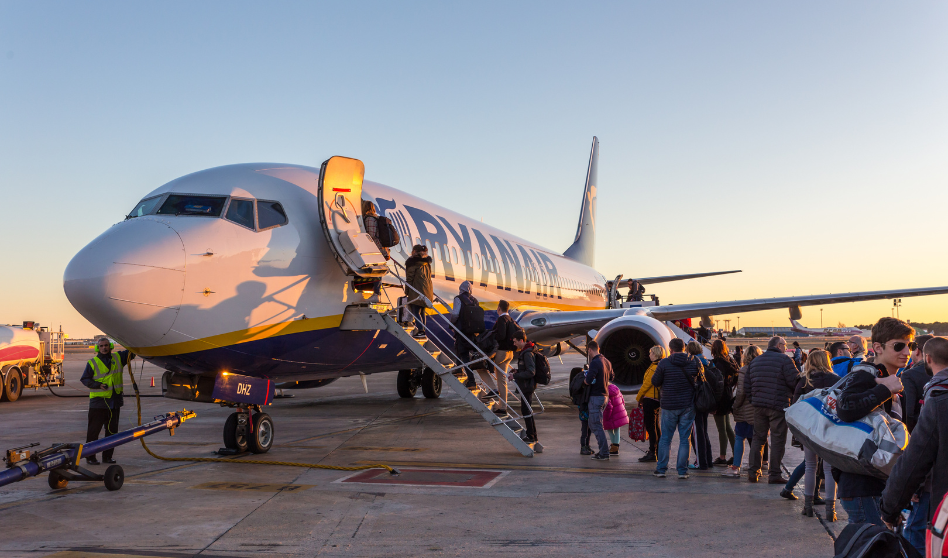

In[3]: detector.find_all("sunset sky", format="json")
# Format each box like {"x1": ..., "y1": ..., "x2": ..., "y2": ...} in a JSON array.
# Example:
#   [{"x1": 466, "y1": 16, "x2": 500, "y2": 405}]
[{"x1": 2, "y1": 2, "x2": 947, "y2": 337}]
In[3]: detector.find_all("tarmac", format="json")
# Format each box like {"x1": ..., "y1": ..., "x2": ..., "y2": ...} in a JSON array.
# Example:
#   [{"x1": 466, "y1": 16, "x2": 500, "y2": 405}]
[{"x1": 0, "y1": 352, "x2": 844, "y2": 557}]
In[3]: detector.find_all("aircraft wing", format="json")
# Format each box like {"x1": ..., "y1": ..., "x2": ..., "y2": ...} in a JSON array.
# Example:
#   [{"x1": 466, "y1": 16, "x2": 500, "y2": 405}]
[
  {"x1": 614, "y1": 270, "x2": 741, "y2": 288},
  {"x1": 520, "y1": 285, "x2": 948, "y2": 345}
]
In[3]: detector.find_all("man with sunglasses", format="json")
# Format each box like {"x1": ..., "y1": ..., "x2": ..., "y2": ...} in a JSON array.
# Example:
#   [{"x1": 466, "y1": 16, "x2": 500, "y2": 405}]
[
  {"x1": 829, "y1": 341, "x2": 856, "y2": 376},
  {"x1": 834, "y1": 317, "x2": 911, "y2": 525}
]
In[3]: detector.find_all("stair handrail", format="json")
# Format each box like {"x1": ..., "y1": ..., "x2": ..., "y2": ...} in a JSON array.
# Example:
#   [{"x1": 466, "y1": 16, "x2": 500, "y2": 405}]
[{"x1": 384, "y1": 259, "x2": 540, "y2": 418}]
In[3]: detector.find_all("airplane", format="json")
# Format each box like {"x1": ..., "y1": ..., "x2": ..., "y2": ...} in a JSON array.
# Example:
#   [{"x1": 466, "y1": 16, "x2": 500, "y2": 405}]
[
  {"x1": 789, "y1": 319, "x2": 869, "y2": 338},
  {"x1": 63, "y1": 137, "x2": 948, "y2": 454}
]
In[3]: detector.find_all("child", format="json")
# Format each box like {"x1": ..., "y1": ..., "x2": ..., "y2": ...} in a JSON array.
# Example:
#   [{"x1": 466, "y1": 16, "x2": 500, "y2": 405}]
[{"x1": 602, "y1": 381, "x2": 629, "y2": 455}]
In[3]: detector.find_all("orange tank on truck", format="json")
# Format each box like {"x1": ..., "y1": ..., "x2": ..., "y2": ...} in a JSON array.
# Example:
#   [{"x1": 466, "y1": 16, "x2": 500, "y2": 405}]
[{"x1": 0, "y1": 322, "x2": 66, "y2": 403}]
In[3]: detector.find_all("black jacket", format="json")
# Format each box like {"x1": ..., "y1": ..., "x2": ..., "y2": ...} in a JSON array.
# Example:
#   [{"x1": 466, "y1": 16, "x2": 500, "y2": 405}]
[
  {"x1": 492, "y1": 314, "x2": 516, "y2": 351},
  {"x1": 792, "y1": 370, "x2": 840, "y2": 404},
  {"x1": 584, "y1": 354, "x2": 611, "y2": 397},
  {"x1": 514, "y1": 343, "x2": 536, "y2": 388},
  {"x1": 652, "y1": 352, "x2": 702, "y2": 411},
  {"x1": 881, "y1": 383, "x2": 948, "y2": 524},
  {"x1": 834, "y1": 363, "x2": 895, "y2": 498},
  {"x1": 900, "y1": 361, "x2": 931, "y2": 433},
  {"x1": 712, "y1": 356, "x2": 740, "y2": 414},
  {"x1": 744, "y1": 348, "x2": 799, "y2": 410}
]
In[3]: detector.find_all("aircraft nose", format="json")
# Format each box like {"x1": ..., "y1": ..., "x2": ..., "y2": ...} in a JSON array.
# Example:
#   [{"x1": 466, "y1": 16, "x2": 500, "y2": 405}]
[{"x1": 64, "y1": 218, "x2": 186, "y2": 348}]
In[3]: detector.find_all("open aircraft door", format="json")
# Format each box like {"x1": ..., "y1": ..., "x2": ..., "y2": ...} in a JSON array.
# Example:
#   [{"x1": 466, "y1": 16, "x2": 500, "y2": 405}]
[{"x1": 317, "y1": 156, "x2": 389, "y2": 278}]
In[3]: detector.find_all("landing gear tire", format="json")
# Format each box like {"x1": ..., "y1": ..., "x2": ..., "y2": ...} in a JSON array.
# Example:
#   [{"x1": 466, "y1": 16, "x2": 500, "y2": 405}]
[
  {"x1": 223, "y1": 412, "x2": 249, "y2": 452},
  {"x1": 396, "y1": 369, "x2": 417, "y2": 398},
  {"x1": 104, "y1": 464, "x2": 124, "y2": 491},
  {"x1": 601, "y1": 329, "x2": 655, "y2": 385},
  {"x1": 421, "y1": 368, "x2": 442, "y2": 399},
  {"x1": 248, "y1": 412, "x2": 274, "y2": 454},
  {"x1": 48, "y1": 470, "x2": 68, "y2": 490},
  {"x1": 2, "y1": 367, "x2": 23, "y2": 402}
]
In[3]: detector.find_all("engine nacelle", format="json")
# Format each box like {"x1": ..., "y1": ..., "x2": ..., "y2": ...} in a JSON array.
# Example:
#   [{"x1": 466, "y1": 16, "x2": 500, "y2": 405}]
[{"x1": 594, "y1": 315, "x2": 675, "y2": 385}]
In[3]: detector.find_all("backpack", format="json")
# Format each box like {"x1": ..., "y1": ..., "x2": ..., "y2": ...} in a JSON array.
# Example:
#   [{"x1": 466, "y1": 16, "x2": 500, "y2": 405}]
[
  {"x1": 833, "y1": 522, "x2": 920, "y2": 558},
  {"x1": 475, "y1": 329, "x2": 498, "y2": 356},
  {"x1": 684, "y1": 361, "x2": 717, "y2": 414},
  {"x1": 375, "y1": 215, "x2": 400, "y2": 247},
  {"x1": 456, "y1": 294, "x2": 485, "y2": 335},
  {"x1": 533, "y1": 349, "x2": 551, "y2": 385}
]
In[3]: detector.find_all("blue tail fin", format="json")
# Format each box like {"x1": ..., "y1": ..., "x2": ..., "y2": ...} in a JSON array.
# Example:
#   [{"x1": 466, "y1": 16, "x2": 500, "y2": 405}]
[{"x1": 563, "y1": 137, "x2": 598, "y2": 267}]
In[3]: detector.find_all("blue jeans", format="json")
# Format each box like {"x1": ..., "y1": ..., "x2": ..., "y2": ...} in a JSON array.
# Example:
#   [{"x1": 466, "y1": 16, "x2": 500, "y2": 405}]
[
  {"x1": 840, "y1": 496, "x2": 883, "y2": 525},
  {"x1": 904, "y1": 491, "x2": 930, "y2": 554},
  {"x1": 656, "y1": 407, "x2": 696, "y2": 476},
  {"x1": 588, "y1": 396, "x2": 608, "y2": 457},
  {"x1": 784, "y1": 460, "x2": 805, "y2": 492}
]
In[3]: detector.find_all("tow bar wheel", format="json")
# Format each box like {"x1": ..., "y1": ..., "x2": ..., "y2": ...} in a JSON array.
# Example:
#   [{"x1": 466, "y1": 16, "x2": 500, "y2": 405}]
[
  {"x1": 249, "y1": 412, "x2": 274, "y2": 454},
  {"x1": 47, "y1": 470, "x2": 68, "y2": 490},
  {"x1": 104, "y1": 464, "x2": 124, "y2": 491}
]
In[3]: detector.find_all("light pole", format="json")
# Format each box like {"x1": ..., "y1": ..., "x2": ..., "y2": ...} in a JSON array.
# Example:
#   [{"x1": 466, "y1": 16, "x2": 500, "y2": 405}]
[
  {"x1": 820, "y1": 308, "x2": 823, "y2": 329},
  {"x1": 737, "y1": 316, "x2": 740, "y2": 334},
  {"x1": 893, "y1": 299, "x2": 902, "y2": 320}
]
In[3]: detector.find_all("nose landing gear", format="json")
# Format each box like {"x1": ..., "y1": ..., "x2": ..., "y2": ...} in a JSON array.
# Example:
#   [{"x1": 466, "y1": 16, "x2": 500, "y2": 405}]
[{"x1": 220, "y1": 405, "x2": 274, "y2": 455}]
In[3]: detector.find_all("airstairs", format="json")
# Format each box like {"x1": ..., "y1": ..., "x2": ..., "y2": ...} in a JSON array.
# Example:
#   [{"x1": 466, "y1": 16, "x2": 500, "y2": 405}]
[{"x1": 317, "y1": 155, "x2": 540, "y2": 457}]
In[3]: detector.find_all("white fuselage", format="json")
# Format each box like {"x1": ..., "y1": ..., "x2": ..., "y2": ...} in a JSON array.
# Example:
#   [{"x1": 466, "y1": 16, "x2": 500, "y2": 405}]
[{"x1": 64, "y1": 163, "x2": 607, "y2": 381}]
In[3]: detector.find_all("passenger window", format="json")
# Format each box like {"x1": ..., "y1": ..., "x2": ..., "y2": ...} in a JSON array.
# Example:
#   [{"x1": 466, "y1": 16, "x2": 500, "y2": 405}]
[
  {"x1": 127, "y1": 196, "x2": 162, "y2": 219},
  {"x1": 434, "y1": 243, "x2": 441, "y2": 261},
  {"x1": 452, "y1": 247, "x2": 458, "y2": 264},
  {"x1": 475, "y1": 254, "x2": 480, "y2": 269},
  {"x1": 157, "y1": 195, "x2": 227, "y2": 217},
  {"x1": 257, "y1": 200, "x2": 288, "y2": 230},
  {"x1": 225, "y1": 199, "x2": 255, "y2": 230},
  {"x1": 466, "y1": 251, "x2": 472, "y2": 267}
]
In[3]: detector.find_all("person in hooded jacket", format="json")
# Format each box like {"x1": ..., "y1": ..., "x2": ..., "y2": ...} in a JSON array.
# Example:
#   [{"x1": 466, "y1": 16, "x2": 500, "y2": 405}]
[
  {"x1": 791, "y1": 350, "x2": 840, "y2": 518},
  {"x1": 651, "y1": 338, "x2": 703, "y2": 479},
  {"x1": 404, "y1": 245, "x2": 433, "y2": 338},
  {"x1": 510, "y1": 330, "x2": 540, "y2": 448},
  {"x1": 835, "y1": 318, "x2": 911, "y2": 526},
  {"x1": 711, "y1": 339, "x2": 739, "y2": 466},
  {"x1": 603, "y1": 381, "x2": 629, "y2": 455},
  {"x1": 636, "y1": 345, "x2": 665, "y2": 462},
  {"x1": 722, "y1": 345, "x2": 762, "y2": 478}
]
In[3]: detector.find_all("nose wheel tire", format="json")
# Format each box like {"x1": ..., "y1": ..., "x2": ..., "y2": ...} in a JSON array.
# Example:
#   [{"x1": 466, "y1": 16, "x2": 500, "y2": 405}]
[
  {"x1": 421, "y1": 368, "x2": 442, "y2": 399},
  {"x1": 223, "y1": 412, "x2": 249, "y2": 452},
  {"x1": 248, "y1": 412, "x2": 274, "y2": 454},
  {"x1": 2, "y1": 367, "x2": 23, "y2": 402},
  {"x1": 396, "y1": 369, "x2": 418, "y2": 398},
  {"x1": 48, "y1": 470, "x2": 69, "y2": 490},
  {"x1": 103, "y1": 465, "x2": 125, "y2": 491}
]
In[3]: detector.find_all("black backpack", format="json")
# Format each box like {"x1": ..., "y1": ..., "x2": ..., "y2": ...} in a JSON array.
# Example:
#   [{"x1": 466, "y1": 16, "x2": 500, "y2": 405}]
[
  {"x1": 833, "y1": 522, "x2": 921, "y2": 558},
  {"x1": 533, "y1": 349, "x2": 551, "y2": 385},
  {"x1": 685, "y1": 362, "x2": 718, "y2": 414},
  {"x1": 569, "y1": 368, "x2": 589, "y2": 405},
  {"x1": 457, "y1": 295, "x2": 486, "y2": 335},
  {"x1": 375, "y1": 215, "x2": 400, "y2": 247}
]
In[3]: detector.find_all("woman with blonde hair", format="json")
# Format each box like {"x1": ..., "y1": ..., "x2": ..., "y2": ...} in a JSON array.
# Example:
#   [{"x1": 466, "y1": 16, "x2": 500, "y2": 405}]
[
  {"x1": 792, "y1": 349, "x2": 840, "y2": 519},
  {"x1": 635, "y1": 345, "x2": 666, "y2": 462},
  {"x1": 686, "y1": 341, "x2": 716, "y2": 470},
  {"x1": 722, "y1": 345, "x2": 763, "y2": 477}
]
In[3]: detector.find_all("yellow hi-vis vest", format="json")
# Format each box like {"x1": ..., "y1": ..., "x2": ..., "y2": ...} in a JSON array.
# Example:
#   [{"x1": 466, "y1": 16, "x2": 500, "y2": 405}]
[{"x1": 88, "y1": 354, "x2": 124, "y2": 400}]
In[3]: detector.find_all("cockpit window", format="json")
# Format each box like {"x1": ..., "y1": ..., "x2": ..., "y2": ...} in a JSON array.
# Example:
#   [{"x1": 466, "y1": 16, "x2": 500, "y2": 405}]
[
  {"x1": 157, "y1": 195, "x2": 227, "y2": 217},
  {"x1": 257, "y1": 200, "x2": 288, "y2": 229},
  {"x1": 127, "y1": 196, "x2": 163, "y2": 219},
  {"x1": 225, "y1": 198, "x2": 255, "y2": 230}
]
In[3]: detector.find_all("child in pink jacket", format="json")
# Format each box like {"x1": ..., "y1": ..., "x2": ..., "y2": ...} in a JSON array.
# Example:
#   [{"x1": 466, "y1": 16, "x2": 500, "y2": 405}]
[{"x1": 602, "y1": 383, "x2": 629, "y2": 455}]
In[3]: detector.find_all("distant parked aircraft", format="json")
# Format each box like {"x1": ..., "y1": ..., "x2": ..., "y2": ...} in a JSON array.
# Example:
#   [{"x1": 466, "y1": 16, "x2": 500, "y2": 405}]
[{"x1": 790, "y1": 319, "x2": 869, "y2": 337}]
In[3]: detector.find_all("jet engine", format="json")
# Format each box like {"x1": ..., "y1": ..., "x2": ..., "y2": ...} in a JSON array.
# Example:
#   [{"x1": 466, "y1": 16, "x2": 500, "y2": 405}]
[{"x1": 594, "y1": 315, "x2": 675, "y2": 385}]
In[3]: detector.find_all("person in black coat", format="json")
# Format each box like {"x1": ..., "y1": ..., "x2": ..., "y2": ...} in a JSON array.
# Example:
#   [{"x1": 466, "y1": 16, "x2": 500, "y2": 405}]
[
  {"x1": 836, "y1": 318, "x2": 911, "y2": 526},
  {"x1": 745, "y1": 336, "x2": 799, "y2": 484},
  {"x1": 711, "y1": 339, "x2": 739, "y2": 466}
]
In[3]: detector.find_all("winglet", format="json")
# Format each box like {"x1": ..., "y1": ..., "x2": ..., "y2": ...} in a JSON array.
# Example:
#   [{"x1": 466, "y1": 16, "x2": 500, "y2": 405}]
[{"x1": 563, "y1": 137, "x2": 598, "y2": 267}]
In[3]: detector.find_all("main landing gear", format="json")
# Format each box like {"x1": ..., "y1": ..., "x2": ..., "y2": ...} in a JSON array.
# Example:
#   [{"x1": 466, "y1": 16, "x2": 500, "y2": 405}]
[
  {"x1": 396, "y1": 368, "x2": 441, "y2": 399},
  {"x1": 221, "y1": 405, "x2": 274, "y2": 454}
]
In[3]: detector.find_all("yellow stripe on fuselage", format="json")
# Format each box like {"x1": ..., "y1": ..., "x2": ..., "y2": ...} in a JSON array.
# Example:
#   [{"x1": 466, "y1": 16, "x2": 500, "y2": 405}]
[{"x1": 128, "y1": 299, "x2": 603, "y2": 358}]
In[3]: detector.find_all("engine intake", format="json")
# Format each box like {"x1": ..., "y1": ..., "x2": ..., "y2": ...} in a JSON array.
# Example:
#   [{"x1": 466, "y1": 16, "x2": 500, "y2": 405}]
[{"x1": 594, "y1": 315, "x2": 675, "y2": 385}]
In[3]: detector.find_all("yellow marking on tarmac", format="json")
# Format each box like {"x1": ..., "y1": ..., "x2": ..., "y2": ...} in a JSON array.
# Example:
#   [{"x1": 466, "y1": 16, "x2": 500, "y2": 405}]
[
  {"x1": 338, "y1": 446, "x2": 426, "y2": 452},
  {"x1": 353, "y1": 460, "x2": 725, "y2": 477},
  {"x1": 43, "y1": 553, "x2": 182, "y2": 558},
  {"x1": 191, "y1": 481, "x2": 314, "y2": 492}
]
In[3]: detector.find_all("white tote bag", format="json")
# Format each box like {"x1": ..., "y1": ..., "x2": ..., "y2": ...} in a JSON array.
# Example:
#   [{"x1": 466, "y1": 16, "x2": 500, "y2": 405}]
[{"x1": 785, "y1": 374, "x2": 909, "y2": 479}]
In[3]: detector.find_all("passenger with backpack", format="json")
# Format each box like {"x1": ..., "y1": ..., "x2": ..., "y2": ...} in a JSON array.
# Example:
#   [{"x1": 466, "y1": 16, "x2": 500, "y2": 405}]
[
  {"x1": 485, "y1": 300, "x2": 518, "y2": 412},
  {"x1": 635, "y1": 346, "x2": 665, "y2": 462},
  {"x1": 722, "y1": 345, "x2": 762, "y2": 478},
  {"x1": 687, "y1": 340, "x2": 718, "y2": 470},
  {"x1": 404, "y1": 245, "x2": 433, "y2": 339},
  {"x1": 448, "y1": 281, "x2": 485, "y2": 389},
  {"x1": 510, "y1": 330, "x2": 541, "y2": 448},
  {"x1": 361, "y1": 201, "x2": 393, "y2": 260},
  {"x1": 882, "y1": 336, "x2": 948, "y2": 555},
  {"x1": 570, "y1": 365, "x2": 593, "y2": 455},
  {"x1": 584, "y1": 340, "x2": 614, "y2": 461},
  {"x1": 711, "y1": 339, "x2": 739, "y2": 467},
  {"x1": 651, "y1": 337, "x2": 702, "y2": 479}
]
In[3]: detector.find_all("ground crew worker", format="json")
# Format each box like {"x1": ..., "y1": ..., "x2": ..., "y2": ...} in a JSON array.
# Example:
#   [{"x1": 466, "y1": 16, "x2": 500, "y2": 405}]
[{"x1": 80, "y1": 337, "x2": 134, "y2": 465}]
